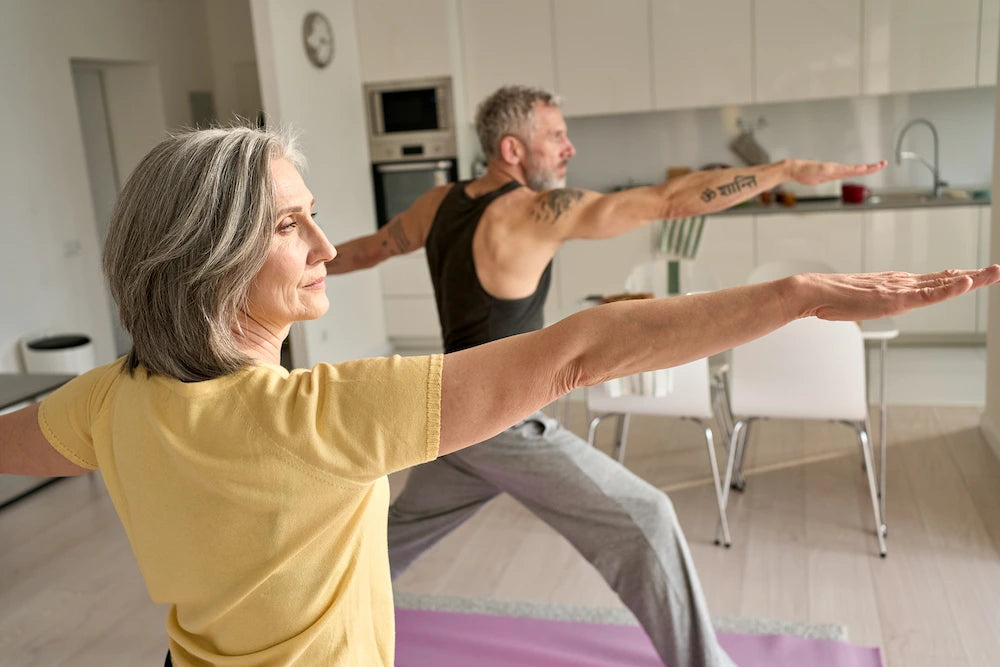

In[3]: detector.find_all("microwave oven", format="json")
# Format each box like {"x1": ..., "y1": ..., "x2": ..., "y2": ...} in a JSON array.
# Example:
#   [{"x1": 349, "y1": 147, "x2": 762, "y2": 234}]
[{"x1": 364, "y1": 76, "x2": 457, "y2": 162}]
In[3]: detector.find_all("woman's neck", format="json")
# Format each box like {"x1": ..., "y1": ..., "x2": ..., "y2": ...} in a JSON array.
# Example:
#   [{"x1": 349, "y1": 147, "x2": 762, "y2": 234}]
[{"x1": 233, "y1": 316, "x2": 288, "y2": 365}]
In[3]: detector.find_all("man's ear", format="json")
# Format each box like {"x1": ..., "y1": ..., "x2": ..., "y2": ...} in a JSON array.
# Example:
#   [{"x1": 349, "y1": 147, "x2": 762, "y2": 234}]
[{"x1": 499, "y1": 135, "x2": 524, "y2": 166}]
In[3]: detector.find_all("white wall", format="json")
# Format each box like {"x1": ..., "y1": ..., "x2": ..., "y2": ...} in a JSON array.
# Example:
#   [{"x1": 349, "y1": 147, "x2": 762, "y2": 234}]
[
  {"x1": 250, "y1": 0, "x2": 390, "y2": 365},
  {"x1": 981, "y1": 51, "x2": 1000, "y2": 461},
  {"x1": 0, "y1": 0, "x2": 214, "y2": 371},
  {"x1": 204, "y1": 0, "x2": 262, "y2": 124},
  {"x1": 562, "y1": 87, "x2": 995, "y2": 194}
]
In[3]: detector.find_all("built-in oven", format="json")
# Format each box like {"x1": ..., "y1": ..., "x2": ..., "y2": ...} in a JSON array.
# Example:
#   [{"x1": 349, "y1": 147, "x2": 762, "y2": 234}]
[
  {"x1": 372, "y1": 159, "x2": 457, "y2": 228},
  {"x1": 364, "y1": 76, "x2": 458, "y2": 228}
]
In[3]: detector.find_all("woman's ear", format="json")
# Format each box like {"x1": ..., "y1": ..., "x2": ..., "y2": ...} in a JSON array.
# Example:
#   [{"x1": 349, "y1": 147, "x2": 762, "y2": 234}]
[{"x1": 499, "y1": 135, "x2": 524, "y2": 166}]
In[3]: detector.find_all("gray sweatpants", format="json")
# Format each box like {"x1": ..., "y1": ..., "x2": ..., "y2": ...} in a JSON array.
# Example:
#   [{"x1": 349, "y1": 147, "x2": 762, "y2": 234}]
[{"x1": 388, "y1": 410, "x2": 737, "y2": 667}]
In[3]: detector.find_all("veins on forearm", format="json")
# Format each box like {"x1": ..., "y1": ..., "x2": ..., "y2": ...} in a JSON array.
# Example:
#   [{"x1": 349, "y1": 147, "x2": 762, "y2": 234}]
[
  {"x1": 532, "y1": 188, "x2": 585, "y2": 224},
  {"x1": 700, "y1": 174, "x2": 758, "y2": 203}
]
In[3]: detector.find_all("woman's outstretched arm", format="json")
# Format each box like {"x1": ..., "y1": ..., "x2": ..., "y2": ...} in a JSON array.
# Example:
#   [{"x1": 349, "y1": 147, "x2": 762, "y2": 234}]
[{"x1": 437, "y1": 266, "x2": 1000, "y2": 456}]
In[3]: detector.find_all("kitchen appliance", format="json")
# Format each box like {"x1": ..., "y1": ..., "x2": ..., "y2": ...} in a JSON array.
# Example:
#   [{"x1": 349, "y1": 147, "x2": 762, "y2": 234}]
[
  {"x1": 371, "y1": 159, "x2": 457, "y2": 228},
  {"x1": 364, "y1": 76, "x2": 456, "y2": 162},
  {"x1": 365, "y1": 76, "x2": 458, "y2": 228}
]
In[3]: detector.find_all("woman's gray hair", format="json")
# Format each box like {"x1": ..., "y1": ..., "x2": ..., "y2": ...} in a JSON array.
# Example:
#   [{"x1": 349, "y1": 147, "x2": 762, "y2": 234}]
[
  {"x1": 474, "y1": 85, "x2": 561, "y2": 160},
  {"x1": 103, "y1": 124, "x2": 304, "y2": 382}
]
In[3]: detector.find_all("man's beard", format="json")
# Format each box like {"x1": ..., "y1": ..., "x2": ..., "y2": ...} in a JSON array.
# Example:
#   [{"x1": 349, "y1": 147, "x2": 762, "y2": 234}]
[{"x1": 524, "y1": 164, "x2": 566, "y2": 192}]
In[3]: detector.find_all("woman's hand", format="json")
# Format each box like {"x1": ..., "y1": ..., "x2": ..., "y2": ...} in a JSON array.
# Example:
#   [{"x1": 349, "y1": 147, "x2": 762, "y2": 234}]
[{"x1": 793, "y1": 266, "x2": 1000, "y2": 321}]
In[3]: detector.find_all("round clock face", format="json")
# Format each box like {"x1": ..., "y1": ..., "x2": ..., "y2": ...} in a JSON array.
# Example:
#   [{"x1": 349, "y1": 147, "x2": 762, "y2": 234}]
[{"x1": 303, "y1": 12, "x2": 334, "y2": 68}]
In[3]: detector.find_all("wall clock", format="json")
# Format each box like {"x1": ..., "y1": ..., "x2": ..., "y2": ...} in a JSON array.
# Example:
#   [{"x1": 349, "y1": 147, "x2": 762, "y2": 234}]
[{"x1": 303, "y1": 11, "x2": 334, "y2": 68}]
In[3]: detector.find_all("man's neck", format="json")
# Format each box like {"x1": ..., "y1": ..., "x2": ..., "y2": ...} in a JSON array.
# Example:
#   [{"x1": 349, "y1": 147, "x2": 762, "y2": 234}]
[{"x1": 466, "y1": 163, "x2": 526, "y2": 197}]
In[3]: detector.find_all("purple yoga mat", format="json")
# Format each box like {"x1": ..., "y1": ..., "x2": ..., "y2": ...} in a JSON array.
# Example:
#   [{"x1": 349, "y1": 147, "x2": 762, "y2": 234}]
[{"x1": 395, "y1": 607, "x2": 883, "y2": 667}]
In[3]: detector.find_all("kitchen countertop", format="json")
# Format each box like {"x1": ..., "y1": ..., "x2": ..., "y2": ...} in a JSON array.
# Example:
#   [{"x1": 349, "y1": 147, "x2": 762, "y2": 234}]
[{"x1": 711, "y1": 193, "x2": 991, "y2": 217}]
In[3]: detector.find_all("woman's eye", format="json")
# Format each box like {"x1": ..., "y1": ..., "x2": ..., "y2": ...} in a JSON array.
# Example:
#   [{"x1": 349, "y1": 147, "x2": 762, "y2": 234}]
[
  {"x1": 311, "y1": 211, "x2": 319, "y2": 219},
  {"x1": 278, "y1": 219, "x2": 297, "y2": 233}
]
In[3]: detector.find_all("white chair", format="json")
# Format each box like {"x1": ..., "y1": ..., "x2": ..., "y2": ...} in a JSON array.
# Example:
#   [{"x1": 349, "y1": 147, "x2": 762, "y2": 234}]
[
  {"x1": 587, "y1": 357, "x2": 733, "y2": 547},
  {"x1": 721, "y1": 316, "x2": 887, "y2": 557},
  {"x1": 586, "y1": 258, "x2": 733, "y2": 546},
  {"x1": 745, "y1": 258, "x2": 836, "y2": 284}
]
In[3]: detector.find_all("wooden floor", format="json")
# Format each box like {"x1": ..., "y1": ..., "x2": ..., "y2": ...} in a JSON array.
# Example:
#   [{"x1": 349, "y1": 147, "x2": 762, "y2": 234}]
[{"x1": 2, "y1": 405, "x2": 999, "y2": 666}]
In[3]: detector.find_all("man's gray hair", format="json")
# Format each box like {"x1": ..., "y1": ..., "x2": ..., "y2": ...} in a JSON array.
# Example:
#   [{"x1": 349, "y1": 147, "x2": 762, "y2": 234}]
[
  {"x1": 474, "y1": 85, "x2": 561, "y2": 160},
  {"x1": 103, "y1": 124, "x2": 304, "y2": 382}
]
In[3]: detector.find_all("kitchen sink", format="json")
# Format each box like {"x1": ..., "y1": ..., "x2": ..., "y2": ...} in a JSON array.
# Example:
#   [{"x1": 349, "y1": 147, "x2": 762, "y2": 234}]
[{"x1": 866, "y1": 191, "x2": 934, "y2": 205}]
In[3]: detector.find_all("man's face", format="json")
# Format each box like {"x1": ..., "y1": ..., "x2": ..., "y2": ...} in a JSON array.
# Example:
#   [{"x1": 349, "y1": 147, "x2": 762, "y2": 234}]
[{"x1": 521, "y1": 102, "x2": 576, "y2": 192}]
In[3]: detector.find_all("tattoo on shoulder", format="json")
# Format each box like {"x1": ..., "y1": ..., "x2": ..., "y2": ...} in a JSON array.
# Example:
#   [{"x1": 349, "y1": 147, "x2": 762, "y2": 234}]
[
  {"x1": 531, "y1": 188, "x2": 586, "y2": 224},
  {"x1": 386, "y1": 217, "x2": 411, "y2": 254}
]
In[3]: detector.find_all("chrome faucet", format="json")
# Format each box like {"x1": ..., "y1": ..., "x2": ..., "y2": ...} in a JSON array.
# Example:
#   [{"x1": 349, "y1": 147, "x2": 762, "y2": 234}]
[{"x1": 894, "y1": 118, "x2": 945, "y2": 198}]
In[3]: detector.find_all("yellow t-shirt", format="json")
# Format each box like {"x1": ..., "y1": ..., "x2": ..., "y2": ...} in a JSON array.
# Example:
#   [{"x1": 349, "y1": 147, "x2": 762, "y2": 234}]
[{"x1": 38, "y1": 354, "x2": 442, "y2": 666}]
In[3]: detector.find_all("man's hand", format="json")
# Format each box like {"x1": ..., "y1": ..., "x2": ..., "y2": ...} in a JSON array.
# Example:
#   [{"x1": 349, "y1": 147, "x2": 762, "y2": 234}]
[
  {"x1": 786, "y1": 158, "x2": 887, "y2": 185},
  {"x1": 793, "y1": 266, "x2": 1000, "y2": 321}
]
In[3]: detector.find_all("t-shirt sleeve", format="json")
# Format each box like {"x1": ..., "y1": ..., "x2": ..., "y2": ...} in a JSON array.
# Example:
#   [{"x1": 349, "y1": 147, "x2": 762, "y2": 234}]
[
  {"x1": 264, "y1": 354, "x2": 442, "y2": 483},
  {"x1": 37, "y1": 363, "x2": 119, "y2": 471}
]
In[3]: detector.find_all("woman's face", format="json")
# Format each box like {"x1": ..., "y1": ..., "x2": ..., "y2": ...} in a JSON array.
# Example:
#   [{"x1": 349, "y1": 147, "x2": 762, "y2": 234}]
[{"x1": 245, "y1": 158, "x2": 336, "y2": 330}]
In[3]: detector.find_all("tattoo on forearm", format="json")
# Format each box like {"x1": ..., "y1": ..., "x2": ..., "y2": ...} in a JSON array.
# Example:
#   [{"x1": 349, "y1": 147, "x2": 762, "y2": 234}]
[
  {"x1": 384, "y1": 217, "x2": 411, "y2": 254},
  {"x1": 532, "y1": 188, "x2": 586, "y2": 224},
  {"x1": 712, "y1": 174, "x2": 758, "y2": 199}
]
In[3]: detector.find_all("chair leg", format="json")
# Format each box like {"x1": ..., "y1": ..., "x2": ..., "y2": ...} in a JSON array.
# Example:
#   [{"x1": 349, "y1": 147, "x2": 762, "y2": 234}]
[
  {"x1": 694, "y1": 418, "x2": 731, "y2": 548},
  {"x1": 732, "y1": 419, "x2": 752, "y2": 491},
  {"x1": 586, "y1": 414, "x2": 605, "y2": 447},
  {"x1": 855, "y1": 424, "x2": 887, "y2": 557},
  {"x1": 613, "y1": 413, "x2": 632, "y2": 463},
  {"x1": 721, "y1": 421, "x2": 744, "y2": 510}
]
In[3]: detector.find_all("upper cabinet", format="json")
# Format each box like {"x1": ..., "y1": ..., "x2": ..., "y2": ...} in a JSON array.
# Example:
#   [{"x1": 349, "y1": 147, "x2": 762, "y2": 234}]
[
  {"x1": 354, "y1": 0, "x2": 452, "y2": 82},
  {"x1": 864, "y1": 0, "x2": 980, "y2": 94},
  {"x1": 552, "y1": 0, "x2": 653, "y2": 117},
  {"x1": 651, "y1": 0, "x2": 752, "y2": 110},
  {"x1": 458, "y1": 0, "x2": 557, "y2": 120},
  {"x1": 754, "y1": 0, "x2": 862, "y2": 103},
  {"x1": 980, "y1": 0, "x2": 1000, "y2": 86}
]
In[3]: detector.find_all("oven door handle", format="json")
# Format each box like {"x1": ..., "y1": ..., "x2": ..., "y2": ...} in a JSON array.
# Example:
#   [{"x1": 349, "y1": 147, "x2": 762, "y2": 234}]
[{"x1": 375, "y1": 160, "x2": 454, "y2": 173}]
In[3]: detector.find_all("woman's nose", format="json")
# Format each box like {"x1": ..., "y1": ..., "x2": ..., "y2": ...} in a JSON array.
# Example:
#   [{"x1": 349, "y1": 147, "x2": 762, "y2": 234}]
[{"x1": 309, "y1": 223, "x2": 336, "y2": 263}]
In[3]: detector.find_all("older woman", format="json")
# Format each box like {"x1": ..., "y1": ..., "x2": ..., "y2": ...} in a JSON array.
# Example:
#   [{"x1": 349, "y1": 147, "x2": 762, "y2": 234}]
[{"x1": 1, "y1": 125, "x2": 996, "y2": 666}]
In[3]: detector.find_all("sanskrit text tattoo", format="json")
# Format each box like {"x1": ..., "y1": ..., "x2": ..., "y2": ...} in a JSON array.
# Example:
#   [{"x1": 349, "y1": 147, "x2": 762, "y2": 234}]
[
  {"x1": 706, "y1": 174, "x2": 758, "y2": 201},
  {"x1": 531, "y1": 188, "x2": 586, "y2": 224},
  {"x1": 384, "y1": 217, "x2": 411, "y2": 254}
]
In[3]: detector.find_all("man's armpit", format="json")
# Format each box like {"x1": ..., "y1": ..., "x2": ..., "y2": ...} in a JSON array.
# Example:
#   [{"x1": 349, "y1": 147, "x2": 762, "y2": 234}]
[{"x1": 530, "y1": 188, "x2": 586, "y2": 224}]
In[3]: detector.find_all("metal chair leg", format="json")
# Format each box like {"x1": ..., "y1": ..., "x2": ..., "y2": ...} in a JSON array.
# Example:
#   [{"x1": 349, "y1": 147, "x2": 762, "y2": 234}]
[
  {"x1": 694, "y1": 418, "x2": 730, "y2": 548},
  {"x1": 613, "y1": 413, "x2": 631, "y2": 463},
  {"x1": 731, "y1": 419, "x2": 752, "y2": 491},
  {"x1": 856, "y1": 424, "x2": 887, "y2": 557}
]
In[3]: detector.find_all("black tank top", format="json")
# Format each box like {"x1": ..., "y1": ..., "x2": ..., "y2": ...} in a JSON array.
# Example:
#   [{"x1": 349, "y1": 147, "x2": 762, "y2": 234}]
[{"x1": 425, "y1": 180, "x2": 553, "y2": 353}]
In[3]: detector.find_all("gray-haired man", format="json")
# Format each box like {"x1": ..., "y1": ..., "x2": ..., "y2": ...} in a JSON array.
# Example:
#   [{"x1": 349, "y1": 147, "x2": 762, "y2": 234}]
[{"x1": 328, "y1": 84, "x2": 886, "y2": 667}]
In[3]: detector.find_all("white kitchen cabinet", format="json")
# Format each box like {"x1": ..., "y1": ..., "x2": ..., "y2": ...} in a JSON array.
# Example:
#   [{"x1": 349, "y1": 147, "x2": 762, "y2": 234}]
[
  {"x1": 980, "y1": 0, "x2": 1000, "y2": 86},
  {"x1": 864, "y1": 0, "x2": 980, "y2": 94},
  {"x1": 552, "y1": 0, "x2": 653, "y2": 117},
  {"x1": 379, "y1": 249, "x2": 441, "y2": 339},
  {"x1": 693, "y1": 216, "x2": 756, "y2": 289},
  {"x1": 458, "y1": 0, "x2": 557, "y2": 121},
  {"x1": 864, "y1": 207, "x2": 980, "y2": 334},
  {"x1": 650, "y1": 0, "x2": 752, "y2": 110},
  {"x1": 978, "y1": 206, "x2": 991, "y2": 333},
  {"x1": 553, "y1": 226, "x2": 654, "y2": 313},
  {"x1": 756, "y1": 210, "x2": 865, "y2": 274},
  {"x1": 754, "y1": 0, "x2": 861, "y2": 103},
  {"x1": 354, "y1": 0, "x2": 453, "y2": 82}
]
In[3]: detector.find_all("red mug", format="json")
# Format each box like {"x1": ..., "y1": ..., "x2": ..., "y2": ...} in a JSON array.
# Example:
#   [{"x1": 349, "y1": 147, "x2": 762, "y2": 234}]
[{"x1": 841, "y1": 182, "x2": 870, "y2": 204}]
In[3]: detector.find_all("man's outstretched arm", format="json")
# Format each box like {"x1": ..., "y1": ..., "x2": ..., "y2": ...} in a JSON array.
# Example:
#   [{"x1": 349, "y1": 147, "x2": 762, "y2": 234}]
[
  {"x1": 522, "y1": 159, "x2": 886, "y2": 241},
  {"x1": 326, "y1": 184, "x2": 450, "y2": 275}
]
